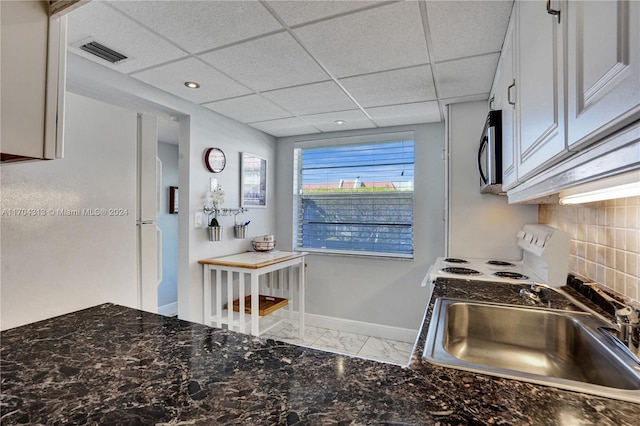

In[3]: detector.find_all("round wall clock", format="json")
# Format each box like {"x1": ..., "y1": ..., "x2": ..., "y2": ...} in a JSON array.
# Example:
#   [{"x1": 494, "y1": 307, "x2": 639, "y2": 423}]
[{"x1": 204, "y1": 147, "x2": 226, "y2": 173}]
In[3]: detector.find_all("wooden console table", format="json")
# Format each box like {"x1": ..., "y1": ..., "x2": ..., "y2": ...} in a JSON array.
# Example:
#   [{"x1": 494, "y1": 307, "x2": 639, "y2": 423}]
[{"x1": 198, "y1": 251, "x2": 306, "y2": 338}]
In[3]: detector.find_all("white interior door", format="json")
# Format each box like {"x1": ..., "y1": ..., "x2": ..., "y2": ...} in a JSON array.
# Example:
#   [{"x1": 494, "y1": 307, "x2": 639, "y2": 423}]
[{"x1": 137, "y1": 114, "x2": 161, "y2": 312}]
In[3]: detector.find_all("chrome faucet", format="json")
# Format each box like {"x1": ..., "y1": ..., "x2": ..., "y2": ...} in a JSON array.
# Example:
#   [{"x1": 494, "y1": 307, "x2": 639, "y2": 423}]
[
  {"x1": 519, "y1": 282, "x2": 552, "y2": 306},
  {"x1": 587, "y1": 283, "x2": 640, "y2": 362},
  {"x1": 613, "y1": 304, "x2": 640, "y2": 353}
]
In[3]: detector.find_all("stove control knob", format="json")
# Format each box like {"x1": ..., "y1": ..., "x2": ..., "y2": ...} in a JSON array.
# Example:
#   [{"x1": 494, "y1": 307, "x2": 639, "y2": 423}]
[{"x1": 517, "y1": 231, "x2": 526, "y2": 239}]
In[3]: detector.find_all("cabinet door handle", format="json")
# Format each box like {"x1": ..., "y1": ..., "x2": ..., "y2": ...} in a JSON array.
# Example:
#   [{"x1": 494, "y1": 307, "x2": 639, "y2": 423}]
[
  {"x1": 507, "y1": 82, "x2": 516, "y2": 106},
  {"x1": 546, "y1": 0, "x2": 561, "y2": 23}
]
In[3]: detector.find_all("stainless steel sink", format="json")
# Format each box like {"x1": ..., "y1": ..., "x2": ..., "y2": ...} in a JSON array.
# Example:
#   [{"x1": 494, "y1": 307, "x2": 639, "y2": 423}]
[{"x1": 423, "y1": 298, "x2": 640, "y2": 403}]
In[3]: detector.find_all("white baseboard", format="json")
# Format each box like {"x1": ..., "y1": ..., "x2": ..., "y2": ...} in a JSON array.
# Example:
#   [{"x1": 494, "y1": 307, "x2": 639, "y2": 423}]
[
  {"x1": 305, "y1": 313, "x2": 418, "y2": 343},
  {"x1": 273, "y1": 310, "x2": 417, "y2": 343},
  {"x1": 158, "y1": 302, "x2": 178, "y2": 317}
]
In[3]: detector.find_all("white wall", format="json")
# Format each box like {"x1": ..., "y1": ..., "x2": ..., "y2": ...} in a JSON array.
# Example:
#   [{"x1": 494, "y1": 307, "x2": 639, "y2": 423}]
[
  {"x1": 1, "y1": 93, "x2": 138, "y2": 330},
  {"x1": 157, "y1": 141, "x2": 179, "y2": 311},
  {"x1": 65, "y1": 53, "x2": 278, "y2": 324},
  {"x1": 447, "y1": 101, "x2": 538, "y2": 260},
  {"x1": 181, "y1": 105, "x2": 276, "y2": 323},
  {"x1": 275, "y1": 124, "x2": 446, "y2": 330}
]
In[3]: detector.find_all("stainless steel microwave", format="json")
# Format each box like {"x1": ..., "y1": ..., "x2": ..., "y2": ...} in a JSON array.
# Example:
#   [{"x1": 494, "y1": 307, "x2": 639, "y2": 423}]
[{"x1": 478, "y1": 110, "x2": 504, "y2": 195}]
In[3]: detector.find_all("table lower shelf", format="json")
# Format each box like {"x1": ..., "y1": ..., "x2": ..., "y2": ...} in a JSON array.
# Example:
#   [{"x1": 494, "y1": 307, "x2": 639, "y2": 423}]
[
  {"x1": 227, "y1": 294, "x2": 288, "y2": 316},
  {"x1": 205, "y1": 309, "x2": 288, "y2": 336}
]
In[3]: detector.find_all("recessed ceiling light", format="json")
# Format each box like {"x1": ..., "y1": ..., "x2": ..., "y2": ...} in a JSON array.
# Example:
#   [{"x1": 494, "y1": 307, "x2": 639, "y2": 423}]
[
  {"x1": 334, "y1": 120, "x2": 346, "y2": 125},
  {"x1": 184, "y1": 81, "x2": 200, "y2": 89}
]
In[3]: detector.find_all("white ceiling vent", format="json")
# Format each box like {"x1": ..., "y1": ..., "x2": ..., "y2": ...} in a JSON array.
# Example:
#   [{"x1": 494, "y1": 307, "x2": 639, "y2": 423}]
[{"x1": 79, "y1": 41, "x2": 128, "y2": 64}]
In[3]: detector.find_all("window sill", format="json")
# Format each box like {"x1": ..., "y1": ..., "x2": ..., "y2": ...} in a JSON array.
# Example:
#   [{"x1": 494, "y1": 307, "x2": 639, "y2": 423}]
[{"x1": 295, "y1": 247, "x2": 414, "y2": 261}]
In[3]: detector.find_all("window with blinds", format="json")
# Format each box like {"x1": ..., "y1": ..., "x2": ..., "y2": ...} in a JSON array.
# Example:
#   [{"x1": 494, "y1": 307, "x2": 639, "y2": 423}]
[{"x1": 294, "y1": 137, "x2": 414, "y2": 258}]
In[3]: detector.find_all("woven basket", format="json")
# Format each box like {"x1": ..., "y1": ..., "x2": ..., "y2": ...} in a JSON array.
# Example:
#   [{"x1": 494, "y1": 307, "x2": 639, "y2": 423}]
[{"x1": 252, "y1": 240, "x2": 276, "y2": 252}]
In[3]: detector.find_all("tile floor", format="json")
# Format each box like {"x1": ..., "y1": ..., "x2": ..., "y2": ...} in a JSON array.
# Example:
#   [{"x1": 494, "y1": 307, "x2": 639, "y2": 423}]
[{"x1": 260, "y1": 319, "x2": 415, "y2": 366}]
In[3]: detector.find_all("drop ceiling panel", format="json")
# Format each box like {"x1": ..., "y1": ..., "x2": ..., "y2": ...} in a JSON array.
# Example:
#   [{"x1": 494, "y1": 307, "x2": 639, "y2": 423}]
[
  {"x1": 203, "y1": 94, "x2": 292, "y2": 124},
  {"x1": 132, "y1": 58, "x2": 252, "y2": 104},
  {"x1": 261, "y1": 81, "x2": 358, "y2": 116},
  {"x1": 200, "y1": 32, "x2": 330, "y2": 92},
  {"x1": 300, "y1": 110, "x2": 376, "y2": 132},
  {"x1": 266, "y1": 0, "x2": 385, "y2": 27},
  {"x1": 65, "y1": 1, "x2": 517, "y2": 137},
  {"x1": 110, "y1": 0, "x2": 283, "y2": 53},
  {"x1": 426, "y1": 1, "x2": 513, "y2": 62},
  {"x1": 249, "y1": 117, "x2": 321, "y2": 137},
  {"x1": 339, "y1": 65, "x2": 436, "y2": 108},
  {"x1": 66, "y1": 1, "x2": 187, "y2": 73},
  {"x1": 435, "y1": 54, "x2": 500, "y2": 100},
  {"x1": 293, "y1": 1, "x2": 429, "y2": 78},
  {"x1": 366, "y1": 101, "x2": 441, "y2": 127}
]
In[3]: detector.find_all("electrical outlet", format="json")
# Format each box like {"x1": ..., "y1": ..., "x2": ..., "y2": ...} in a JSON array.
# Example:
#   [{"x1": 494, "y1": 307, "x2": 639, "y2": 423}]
[{"x1": 195, "y1": 212, "x2": 203, "y2": 227}]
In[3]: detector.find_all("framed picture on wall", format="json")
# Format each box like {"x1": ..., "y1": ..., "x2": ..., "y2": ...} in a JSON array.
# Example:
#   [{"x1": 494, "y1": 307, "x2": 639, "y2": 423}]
[
  {"x1": 169, "y1": 186, "x2": 178, "y2": 214},
  {"x1": 241, "y1": 153, "x2": 267, "y2": 208}
]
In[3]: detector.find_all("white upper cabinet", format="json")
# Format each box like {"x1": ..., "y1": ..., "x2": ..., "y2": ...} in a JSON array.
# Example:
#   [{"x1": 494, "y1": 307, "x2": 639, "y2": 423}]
[
  {"x1": 516, "y1": 0, "x2": 566, "y2": 180},
  {"x1": 493, "y1": 0, "x2": 640, "y2": 202},
  {"x1": 494, "y1": 8, "x2": 518, "y2": 191},
  {"x1": 1, "y1": 1, "x2": 66, "y2": 164},
  {"x1": 566, "y1": 0, "x2": 640, "y2": 150}
]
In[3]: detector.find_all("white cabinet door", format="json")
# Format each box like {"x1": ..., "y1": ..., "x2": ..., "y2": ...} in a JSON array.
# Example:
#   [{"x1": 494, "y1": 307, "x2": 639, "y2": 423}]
[
  {"x1": 0, "y1": 1, "x2": 66, "y2": 163},
  {"x1": 516, "y1": 0, "x2": 566, "y2": 180},
  {"x1": 497, "y1": 13, "x2": 518, "y2": 191},
  {"x1": 567, "y1": 0, "x2": 640, "y2": 150}
]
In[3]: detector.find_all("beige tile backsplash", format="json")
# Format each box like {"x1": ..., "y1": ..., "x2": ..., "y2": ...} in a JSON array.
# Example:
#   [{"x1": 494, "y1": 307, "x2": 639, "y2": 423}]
[{"x1": 539, "y1": 196, "x2": 640, "y2": 304}]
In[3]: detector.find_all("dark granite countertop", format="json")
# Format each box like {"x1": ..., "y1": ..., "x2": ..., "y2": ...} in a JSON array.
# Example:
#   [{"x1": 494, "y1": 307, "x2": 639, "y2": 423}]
[{"x1": 1, "y1": 278, "x2": 638, "y2": 425}]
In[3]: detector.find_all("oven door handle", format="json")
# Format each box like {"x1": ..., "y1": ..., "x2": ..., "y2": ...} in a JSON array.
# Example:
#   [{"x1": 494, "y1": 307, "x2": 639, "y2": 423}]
[{"x1": 478, "y1": 135, "x2": 488, "y2": 184}]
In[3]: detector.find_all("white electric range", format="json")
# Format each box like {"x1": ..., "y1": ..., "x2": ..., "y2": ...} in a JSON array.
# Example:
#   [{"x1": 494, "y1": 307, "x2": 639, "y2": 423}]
[
  {"x1": 428, "y1": 257, "x2": 541, "y2": 284},
  {"x1": 423, "y1": 224, "x2": 571, "y2": 289}
]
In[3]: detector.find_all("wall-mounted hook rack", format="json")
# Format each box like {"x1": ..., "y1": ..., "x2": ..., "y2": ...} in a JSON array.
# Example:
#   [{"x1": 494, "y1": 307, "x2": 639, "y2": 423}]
[{"x1": 203, "y1": 205, "x2": 248, "y2": 219}]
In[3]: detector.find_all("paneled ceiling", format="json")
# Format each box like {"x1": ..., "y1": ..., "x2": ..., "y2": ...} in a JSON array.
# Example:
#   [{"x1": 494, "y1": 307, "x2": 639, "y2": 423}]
[{"x1": 67, "y1": 0, "x2": 513, "y2": 138}]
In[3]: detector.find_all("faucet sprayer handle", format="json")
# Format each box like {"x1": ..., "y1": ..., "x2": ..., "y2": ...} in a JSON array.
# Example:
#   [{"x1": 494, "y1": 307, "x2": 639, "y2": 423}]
[
  {"x1": 530, "y1": 282, "x2": 551, "y2": 292},
  {"x1": 583, "y1": 282, "x2": 640, "y2": 325},
  {"x1": 615, "y1": 306, "x2": 640, "y2": 325}
]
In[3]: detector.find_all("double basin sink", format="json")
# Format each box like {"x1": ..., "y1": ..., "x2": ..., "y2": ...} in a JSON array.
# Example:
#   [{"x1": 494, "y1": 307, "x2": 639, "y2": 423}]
[{"x1": 423, "y1": 297, "x2": 640, "y2": 403}]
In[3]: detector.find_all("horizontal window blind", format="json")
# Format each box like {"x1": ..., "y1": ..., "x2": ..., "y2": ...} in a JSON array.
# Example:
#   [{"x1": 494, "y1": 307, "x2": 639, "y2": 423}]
[{"x1": 295, "y1": 139, "x2": 414, "y2": 257}]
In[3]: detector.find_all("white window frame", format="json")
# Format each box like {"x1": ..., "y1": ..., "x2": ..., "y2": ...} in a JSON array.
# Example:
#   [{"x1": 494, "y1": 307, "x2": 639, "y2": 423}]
[{"x1": 293, "y1": 132, "x2": 415, "y2": 259}]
